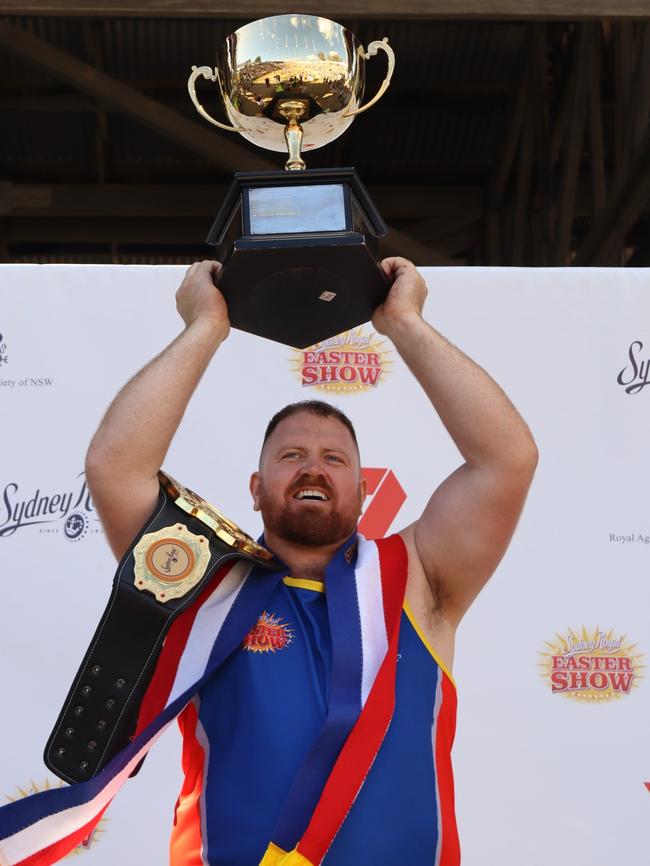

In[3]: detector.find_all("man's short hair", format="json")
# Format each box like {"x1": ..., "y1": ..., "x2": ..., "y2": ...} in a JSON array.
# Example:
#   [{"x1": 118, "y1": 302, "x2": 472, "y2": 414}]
[{"x1": 262, "y1": 400, "x2": 359, "y2": 452}]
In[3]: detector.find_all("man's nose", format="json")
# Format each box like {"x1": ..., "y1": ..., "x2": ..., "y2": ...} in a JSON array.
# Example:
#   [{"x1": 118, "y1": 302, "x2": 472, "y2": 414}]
[{"x1": 302, "y1": 454, "x2": 327, "y2": 476}]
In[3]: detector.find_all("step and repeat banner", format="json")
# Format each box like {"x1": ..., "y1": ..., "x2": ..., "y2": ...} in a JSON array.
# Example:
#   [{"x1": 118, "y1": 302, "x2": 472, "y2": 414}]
[{"x1": 0, "y1": 264, "x2": 648, "y2": 865}]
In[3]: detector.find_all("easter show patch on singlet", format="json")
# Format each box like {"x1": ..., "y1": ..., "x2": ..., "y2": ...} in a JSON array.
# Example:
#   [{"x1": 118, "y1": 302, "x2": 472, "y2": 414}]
[{"x1": 243, "y1": 612, "x2": 294, "y2": 653}]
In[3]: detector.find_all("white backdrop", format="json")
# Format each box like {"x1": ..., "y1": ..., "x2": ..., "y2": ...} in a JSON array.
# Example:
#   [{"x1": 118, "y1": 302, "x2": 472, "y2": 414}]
[{"x1": 1, "y1": 264, "x2": 648, "y2": 865}]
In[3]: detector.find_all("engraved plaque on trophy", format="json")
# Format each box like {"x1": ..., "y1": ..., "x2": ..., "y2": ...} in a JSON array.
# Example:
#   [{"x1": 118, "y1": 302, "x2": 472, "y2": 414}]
[{"x1": 187, "y1": 14, "x2": 395, "y2": 348}]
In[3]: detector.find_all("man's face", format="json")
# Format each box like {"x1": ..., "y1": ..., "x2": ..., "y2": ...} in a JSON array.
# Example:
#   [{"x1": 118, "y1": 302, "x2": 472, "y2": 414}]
[{"x1": 250, "y1": 412, "x2": 367, "y2": 547}]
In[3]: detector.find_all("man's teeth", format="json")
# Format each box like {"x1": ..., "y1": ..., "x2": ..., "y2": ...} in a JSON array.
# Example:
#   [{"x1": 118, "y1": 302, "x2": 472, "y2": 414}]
[{"x1": 295, "y1": 489, "x2": 329, "y2": 501}]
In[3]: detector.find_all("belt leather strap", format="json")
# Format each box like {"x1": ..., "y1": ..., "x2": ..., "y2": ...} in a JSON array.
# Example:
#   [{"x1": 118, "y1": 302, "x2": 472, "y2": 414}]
[{"x1": 44, "y1": 471, "x2": 277, "y2": 784}]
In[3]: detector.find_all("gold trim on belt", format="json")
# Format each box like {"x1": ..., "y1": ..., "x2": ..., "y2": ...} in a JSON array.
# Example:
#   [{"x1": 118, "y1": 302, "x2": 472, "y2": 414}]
[{"x1": 158, "y1": 470, "x2": 274, "y2": 562}]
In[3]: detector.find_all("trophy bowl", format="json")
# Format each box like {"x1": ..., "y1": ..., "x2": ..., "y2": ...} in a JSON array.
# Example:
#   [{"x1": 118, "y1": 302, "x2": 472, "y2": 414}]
[
  {"x1": 189, "y1": 13, "x2": 394, "y2": 169},
  {"x1": 186, "y1": 13, "x2": 395, "y2": 347}
]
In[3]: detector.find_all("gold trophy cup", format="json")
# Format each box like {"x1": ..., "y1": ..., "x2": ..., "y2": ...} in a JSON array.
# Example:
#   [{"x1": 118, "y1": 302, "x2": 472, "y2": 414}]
[{"x1": 187, "y1": 14, "x2": 396, "y2": 348}]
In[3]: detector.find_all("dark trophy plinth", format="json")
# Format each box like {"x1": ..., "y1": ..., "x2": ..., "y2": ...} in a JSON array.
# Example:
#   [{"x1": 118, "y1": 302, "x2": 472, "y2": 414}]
[
  {"x1": 187, "y1": 14, "x2": 396, "y2": 348},
  {"x1": 206, "y1": 167, "x2": 389, "y2": 348}
]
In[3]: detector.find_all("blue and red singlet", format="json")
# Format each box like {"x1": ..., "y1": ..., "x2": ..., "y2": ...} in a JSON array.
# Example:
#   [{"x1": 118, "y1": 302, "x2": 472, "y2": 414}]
[{"x1": 171, "y1": 569, "x2": 459, "y2": 866}]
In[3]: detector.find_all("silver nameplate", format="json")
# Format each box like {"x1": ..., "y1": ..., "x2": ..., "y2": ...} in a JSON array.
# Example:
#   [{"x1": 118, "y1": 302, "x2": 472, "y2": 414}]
[{"x1": 248, "y1": 184, "x2": 346, "y2": 235}]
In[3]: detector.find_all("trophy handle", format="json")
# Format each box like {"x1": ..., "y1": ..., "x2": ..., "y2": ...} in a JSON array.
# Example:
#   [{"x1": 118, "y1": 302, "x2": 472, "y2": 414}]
[
  {"x1": 187, "y1": 65, "x2": 242, "y2": 132},
  {"x1": 343, "y1": 38, "x2": 395, "y2": 118}
]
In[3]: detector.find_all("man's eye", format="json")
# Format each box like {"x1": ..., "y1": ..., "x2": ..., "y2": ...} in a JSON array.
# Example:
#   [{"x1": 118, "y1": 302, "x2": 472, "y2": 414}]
[
  {"x1": 326, "y1": 454, "x2": 343, "y2": 463},
  {"x1": 283, "y1": 451, "x2": 300, "y2": 459}
]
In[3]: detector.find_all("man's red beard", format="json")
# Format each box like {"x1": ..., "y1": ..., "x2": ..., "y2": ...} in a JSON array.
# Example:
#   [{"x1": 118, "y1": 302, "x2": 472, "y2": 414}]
[{"x1": 257, "y1": 475, "x2": 361, "y2": 547}]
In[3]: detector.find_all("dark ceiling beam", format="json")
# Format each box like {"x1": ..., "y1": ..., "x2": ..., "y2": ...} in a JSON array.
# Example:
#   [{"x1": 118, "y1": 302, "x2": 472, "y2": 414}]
[
  {"x1": 3, "y1": 216, "x2": 210, "y2": 245},
  {"x1": 81, "y1": 19, "x2": 108, "y2": 183},
  {"x1": 0, "y1": 182, "x2": 485, "y2": 222},
  {"x1": 0, "y1": 182, "x2": 230, "y2": 218},
  {"x1": 613, "y1": 22, "x2": 636, "y2": 183},
  {"x1": 401, "y1": 214, "x2": 475, "y2": 238},
  {"x1": 588, "y1": 27, "x2": 606, "y2": 217},
  {"x1": 0, "y1": 21, "x2": 274, "y2": 173},
  {"x1": 485, "y1": 26, "x2": 535, "y2": 265},
  {"x1": 382, "y1": 227, "x2": 456, "y2": 265},
  {"x1": 510, "y1": 90, "x2": 534, "y2": 264},
  {"x1": 402, "y1": 214, "x2": 482, "y2": 257},
  {"x1": 527, "y1": 24, "x2": 552, "y2": 265},
  {"x1": 1, "y1": 212, "x2": 456, "y2": 265},
  {"x1": 631, "y1": 23, "x2": 650, "y2": 157},
  {"x1": 0, "y1": 1, "x2": 647, "y2": 19},
  {"x1": 487, "y1": 28, "x2": 534, "y2": 210},
  {"x1": 0, "y1": 183, "x2": 461, "y2": 263},
  {"x1": 0, "y1": 83, "x2": 512, "y2": 112},
  {"x1": 574, "y1": 129, "x2": 650, "y2": 265},
  {"x1": 554, "y1": 23, "x2": 594, "y2": 265}
]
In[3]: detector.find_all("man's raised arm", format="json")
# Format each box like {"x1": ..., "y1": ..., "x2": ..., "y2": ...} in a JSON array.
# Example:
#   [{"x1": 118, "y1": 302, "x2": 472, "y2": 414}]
[
  {"x1": 85, "y1": 261, "x2": 229, "y2": 560},
  {"x1": 375, "y1": 257, "x2": 538, "y2": 627}
]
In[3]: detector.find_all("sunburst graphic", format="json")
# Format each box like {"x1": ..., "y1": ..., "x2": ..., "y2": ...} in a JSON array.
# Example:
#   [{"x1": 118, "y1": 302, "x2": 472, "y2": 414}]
[
  {"x1": 290, "y1": 326, "x2": 394, "y2": 394},
  {"x1": 243, "y1": 611, "x2": 294, "y2": 653},
  {"x1": 538, "y1": 626, "x2": 646, "y2": 702},
  {"x1": 5, "y1": 779, "x2": 109, "y2": 855}
]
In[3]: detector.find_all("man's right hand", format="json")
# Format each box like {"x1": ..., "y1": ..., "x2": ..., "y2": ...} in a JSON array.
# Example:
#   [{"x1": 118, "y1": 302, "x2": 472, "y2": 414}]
[{"x1": 176, "y1": 260, "x2": 230, "y2": 342}]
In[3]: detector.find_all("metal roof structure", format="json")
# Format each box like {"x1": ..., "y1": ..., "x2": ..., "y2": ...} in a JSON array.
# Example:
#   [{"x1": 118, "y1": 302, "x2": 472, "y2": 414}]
[{"x1": 1, "y1": 3, "x2": 650, "y2": 266}]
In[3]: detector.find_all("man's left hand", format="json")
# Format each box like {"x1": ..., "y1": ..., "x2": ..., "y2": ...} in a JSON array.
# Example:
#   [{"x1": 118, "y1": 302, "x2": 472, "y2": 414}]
[{"x1": 372, "y1": 256, "x2": 428, "y2": 336}]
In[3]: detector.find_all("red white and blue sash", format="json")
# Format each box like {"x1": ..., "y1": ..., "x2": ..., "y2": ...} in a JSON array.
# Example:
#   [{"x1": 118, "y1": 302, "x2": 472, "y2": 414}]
[{"x1": 0, "y1": 535, "x2": 407, "y2": 866}]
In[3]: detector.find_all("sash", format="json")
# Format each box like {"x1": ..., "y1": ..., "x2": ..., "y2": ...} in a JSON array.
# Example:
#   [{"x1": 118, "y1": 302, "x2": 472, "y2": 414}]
[
  {"x1": 260, "y1": 534, "x2": 407, "y2": 866},
  {"x1": 0, "y1": 534, "x2": 407, "y2": 866}
]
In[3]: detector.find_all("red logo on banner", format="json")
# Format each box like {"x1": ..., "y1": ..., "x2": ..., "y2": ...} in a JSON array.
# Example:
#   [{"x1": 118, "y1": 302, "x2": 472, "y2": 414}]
[
  {"x1": 289, "y1": 327, "x2": 393, "y2": 394},
  {"x1": 538, "y1": 627, "x2": 646, "y2": 702},
  {"x1": 243, "y1": 612, "x2": 293, "y2": 653},
  {"x1": 358, "y1": 468, "x2": 407, "y2": 540}
]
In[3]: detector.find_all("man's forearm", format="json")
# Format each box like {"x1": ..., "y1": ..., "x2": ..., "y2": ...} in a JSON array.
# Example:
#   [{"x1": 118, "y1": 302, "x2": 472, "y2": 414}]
[
  {"x1": 86, "y1": 316, "x2": 225, "y2": 482},
  {"x1": 386, "y1": 312, "x2": 537, "y2": 470}
]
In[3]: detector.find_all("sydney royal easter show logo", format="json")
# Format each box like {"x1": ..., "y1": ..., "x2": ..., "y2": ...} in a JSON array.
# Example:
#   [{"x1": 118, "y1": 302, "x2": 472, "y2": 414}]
[
  {"x1": 244, "y1": 612, "x2": 294, "y2": 653},
  {"x1": 290, "y1": 326, "x2": 392, "y2": 393},
  {"x1": 538, "y1": 626, "x2": 645, "y2": 702}
]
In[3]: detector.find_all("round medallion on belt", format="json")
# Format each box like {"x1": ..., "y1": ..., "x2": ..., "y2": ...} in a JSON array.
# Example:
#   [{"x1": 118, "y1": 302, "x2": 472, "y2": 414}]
[
  {"x1": 145, "y1": 537, "x2": 195, "y2": 583},
  {"x1": 133, "y1": 524, "x2": 211, "y2": 603}
]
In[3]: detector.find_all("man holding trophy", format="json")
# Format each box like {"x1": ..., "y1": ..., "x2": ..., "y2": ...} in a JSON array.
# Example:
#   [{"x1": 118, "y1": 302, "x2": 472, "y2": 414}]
[
  {"x1": 78, "y1": 251, "x2": 537, "y2": 866},
  {"x1": 0, "y1": 15, "x2": 537, "y2": 866}
]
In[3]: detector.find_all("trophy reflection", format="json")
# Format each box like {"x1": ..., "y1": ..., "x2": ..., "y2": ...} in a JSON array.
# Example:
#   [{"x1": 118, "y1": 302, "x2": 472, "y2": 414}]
[{"x1": 188, "y1": 14, "x2": 395, "y2": 348}]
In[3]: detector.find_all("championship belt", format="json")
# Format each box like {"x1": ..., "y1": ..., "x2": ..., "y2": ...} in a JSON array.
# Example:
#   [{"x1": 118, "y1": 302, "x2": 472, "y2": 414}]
[{"x1": 44, "y1": 471, "x2": 278, "y2": 785}]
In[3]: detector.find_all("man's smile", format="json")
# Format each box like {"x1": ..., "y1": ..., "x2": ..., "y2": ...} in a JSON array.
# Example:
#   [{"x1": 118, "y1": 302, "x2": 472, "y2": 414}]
[{"x1": 293, "y1": 488, "x2": 330, "y2": 502}]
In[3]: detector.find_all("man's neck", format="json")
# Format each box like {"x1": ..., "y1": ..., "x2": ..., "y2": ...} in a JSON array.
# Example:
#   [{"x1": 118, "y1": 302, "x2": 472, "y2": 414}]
[{"x1": 263, "y1": 531, "x2": 350, "y2": 582}]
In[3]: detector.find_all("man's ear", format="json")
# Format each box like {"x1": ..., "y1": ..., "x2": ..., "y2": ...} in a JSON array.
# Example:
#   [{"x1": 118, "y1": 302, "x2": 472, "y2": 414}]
[
  {"x1": 249, "y1": 471, "x2": 261, "y2": 512},
  {"x1": 359, "y1": 474, "x2": 368, "y2": 506}
]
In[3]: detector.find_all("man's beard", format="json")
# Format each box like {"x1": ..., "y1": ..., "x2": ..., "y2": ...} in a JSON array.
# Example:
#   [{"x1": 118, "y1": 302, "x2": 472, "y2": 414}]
[{"x1": 257, "y1": 476, "x2": 360, "y2": 547}]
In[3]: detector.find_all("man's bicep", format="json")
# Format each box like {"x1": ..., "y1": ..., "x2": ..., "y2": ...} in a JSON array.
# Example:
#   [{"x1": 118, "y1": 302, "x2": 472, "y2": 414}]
[
  {"x1": 87, "y1": 471, "x2": 160, "y2": 561},
  {"x1": 412, "y1": 462, "x2": 535, "y2": 624}
]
